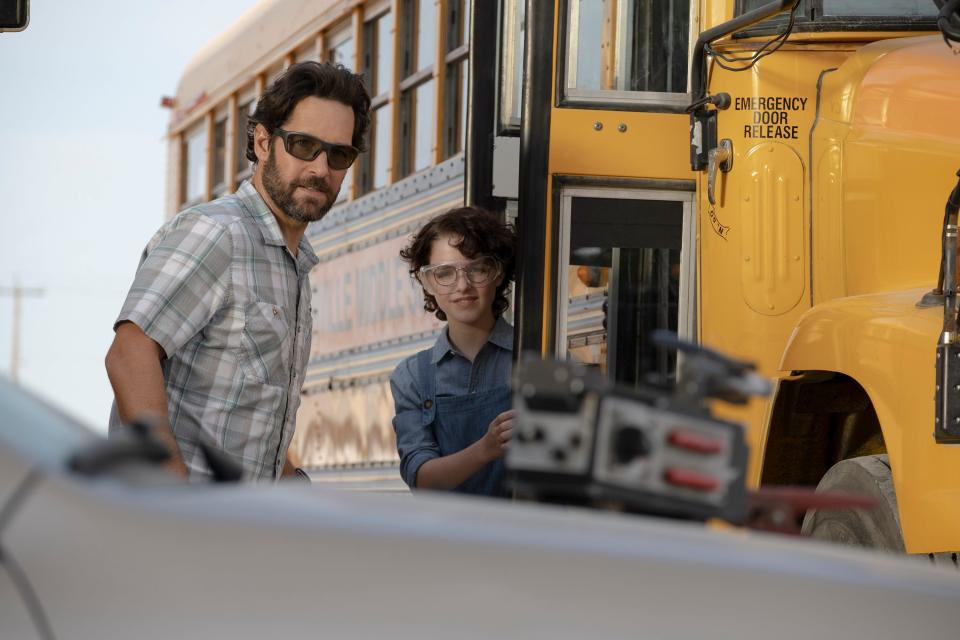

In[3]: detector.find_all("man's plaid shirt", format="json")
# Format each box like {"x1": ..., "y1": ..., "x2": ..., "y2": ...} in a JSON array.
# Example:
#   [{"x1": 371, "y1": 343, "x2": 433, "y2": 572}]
[{"x1": 109, "y1": 181, "x2": 319, "y2": 480}]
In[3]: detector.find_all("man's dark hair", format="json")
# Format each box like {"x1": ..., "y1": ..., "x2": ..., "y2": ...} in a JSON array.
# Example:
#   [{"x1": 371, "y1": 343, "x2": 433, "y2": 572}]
[
  {"x1": 400, "y1": 207, "x2": 517, "y2": 321},
  {"x1": 245, "y1": 61, "x2": 371, "y2": 162}
]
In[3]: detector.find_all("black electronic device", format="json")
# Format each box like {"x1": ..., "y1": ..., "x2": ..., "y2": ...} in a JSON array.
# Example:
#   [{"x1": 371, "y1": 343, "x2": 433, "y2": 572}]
[{"x1": 506, "y1": 333, "x2": 770, "y2": 525}]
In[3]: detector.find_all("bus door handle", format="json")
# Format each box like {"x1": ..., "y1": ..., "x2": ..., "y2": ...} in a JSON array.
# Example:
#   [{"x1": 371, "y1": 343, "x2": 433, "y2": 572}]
[{"x1": 707, "y1": 139, "x2": 734, "y2": 206}]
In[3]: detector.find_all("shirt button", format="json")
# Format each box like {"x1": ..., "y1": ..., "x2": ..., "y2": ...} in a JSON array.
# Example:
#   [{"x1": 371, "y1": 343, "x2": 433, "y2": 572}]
[
  {"x1": 272, "y1": 306, "x2": 279, "y2": 317},
  {"x1": 423, "y1": 399, "x2": 433, "y2": 409}
]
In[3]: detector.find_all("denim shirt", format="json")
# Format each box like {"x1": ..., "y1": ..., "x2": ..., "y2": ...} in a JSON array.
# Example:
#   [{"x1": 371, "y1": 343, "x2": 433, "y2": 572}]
[{"x1": 389, "y1": 318, "x2": 514, "y2": 487}]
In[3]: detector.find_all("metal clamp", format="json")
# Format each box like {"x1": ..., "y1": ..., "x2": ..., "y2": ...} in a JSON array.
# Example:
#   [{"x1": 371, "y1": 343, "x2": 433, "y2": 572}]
[{"x1": 707, "y1": 139, "x2": 734, "y2": 205}]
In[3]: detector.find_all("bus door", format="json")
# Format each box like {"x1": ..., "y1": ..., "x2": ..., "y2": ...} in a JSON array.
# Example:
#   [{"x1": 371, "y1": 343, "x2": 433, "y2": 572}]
[
  {"x1": 556, "y1": 186, "x2": 695, "y2": 387},
  {"x1": 509, "y1": 0, "x2": 696, "y2": 390}
]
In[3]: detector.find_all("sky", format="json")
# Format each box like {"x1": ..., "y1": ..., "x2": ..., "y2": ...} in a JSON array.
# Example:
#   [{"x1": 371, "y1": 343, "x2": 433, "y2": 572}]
[{"x1": 0, "y1": 0, "x2": 261, "y2": 431}]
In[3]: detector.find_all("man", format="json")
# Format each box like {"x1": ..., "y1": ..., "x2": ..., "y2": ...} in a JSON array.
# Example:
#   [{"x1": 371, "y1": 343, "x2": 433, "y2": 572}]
[{"x1": 105, "y1": 62, "x2": 371, "y2": 480}]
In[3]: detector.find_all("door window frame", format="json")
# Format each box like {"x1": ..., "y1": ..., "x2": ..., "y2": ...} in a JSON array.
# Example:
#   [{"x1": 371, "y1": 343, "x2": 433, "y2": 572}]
[
  {"x1": 554, "y1": 182, "x2": 696, "y2": 362},
  {"x1": 557, "y1": 0, "x2": 698, "y2": 111}
]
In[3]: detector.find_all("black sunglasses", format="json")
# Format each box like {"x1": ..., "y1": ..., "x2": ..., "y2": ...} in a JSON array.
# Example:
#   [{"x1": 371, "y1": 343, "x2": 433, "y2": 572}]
[{"x1": 273, "y1": 128, "x2": 360, "y2": 170}]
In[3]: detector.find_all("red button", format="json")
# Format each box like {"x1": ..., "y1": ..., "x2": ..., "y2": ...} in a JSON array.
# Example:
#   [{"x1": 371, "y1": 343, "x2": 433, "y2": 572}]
[
  {"x1": 664, "y1": 468, "x2": 720, "y2": 492},
  {"x1": 668, "y1": 429, "x2": 723, "y2": 454}
]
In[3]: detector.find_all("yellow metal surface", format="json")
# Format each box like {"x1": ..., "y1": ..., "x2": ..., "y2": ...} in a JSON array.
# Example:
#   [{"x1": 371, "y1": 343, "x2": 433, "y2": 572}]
[
  {"x1": 697, "y1": 33, "x2": 960, "y2": 551},
  {"x1": 699, "y1": 46, "x2": 850, "y2": 476},
  {"x1": 739, "y1": 142, "x2": 805, "y2": 316},
  {"x1": 543, "y1": 2, "x2": 960, "y2": 550},
  {"x1": 779, "y1": 291, "x2": 960, "y2": 552},
  {"x1": 814, "y1": 37, "x2": 960, "y2": 300},
  {"x1": 547, "y1": 109, "x2": 693, "y2": 180},
  {"x1": 787, "y1": 36, "x2": 960, "y2": 550}
]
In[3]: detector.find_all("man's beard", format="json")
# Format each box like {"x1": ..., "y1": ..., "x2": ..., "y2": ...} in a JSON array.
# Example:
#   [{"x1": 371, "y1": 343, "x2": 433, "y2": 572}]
[{"x1": 261, "y1": 147, "x2": 339, "y2": 224}]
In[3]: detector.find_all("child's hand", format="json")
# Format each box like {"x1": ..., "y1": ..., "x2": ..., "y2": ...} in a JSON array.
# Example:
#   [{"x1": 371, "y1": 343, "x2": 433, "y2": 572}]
[{"x1": 480, "y1": 409, "x2": 515, "y2": 462}]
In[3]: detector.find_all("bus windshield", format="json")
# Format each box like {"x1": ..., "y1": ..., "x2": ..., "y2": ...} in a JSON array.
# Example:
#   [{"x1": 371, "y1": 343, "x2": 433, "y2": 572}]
[{"x1": 738, "y1": 0, "x2": 937, "y2": 19}]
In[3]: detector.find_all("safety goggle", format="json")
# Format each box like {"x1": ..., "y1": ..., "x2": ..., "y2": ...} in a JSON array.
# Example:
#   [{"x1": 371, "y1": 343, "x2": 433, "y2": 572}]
[
  {"x1": 419, "y1": 256, "x2": 501, "y2": 288},
  {"x1": 274, "y1": 128, "x2": 360, "y2": 170}
]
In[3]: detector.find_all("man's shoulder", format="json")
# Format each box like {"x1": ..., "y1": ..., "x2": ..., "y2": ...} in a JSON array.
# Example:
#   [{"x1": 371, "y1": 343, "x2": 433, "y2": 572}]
[
  {"x1": 174, "y1": 193, "x2": 249, "y2": 230},
  {"x1": 151, "y1": 194, "x2": 261, "y2": 252}
]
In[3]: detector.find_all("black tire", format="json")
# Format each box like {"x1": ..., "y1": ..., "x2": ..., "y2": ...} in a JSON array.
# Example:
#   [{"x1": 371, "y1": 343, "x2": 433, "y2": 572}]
[{"x1": 800, "y1": 454, "x2": 905, "y2": 552}]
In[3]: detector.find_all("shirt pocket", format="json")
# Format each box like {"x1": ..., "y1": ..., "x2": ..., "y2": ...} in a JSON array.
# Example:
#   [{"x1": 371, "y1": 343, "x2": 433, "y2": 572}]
[{"x1": 240, "y1": 301, "x2": 290, "y2": 386}]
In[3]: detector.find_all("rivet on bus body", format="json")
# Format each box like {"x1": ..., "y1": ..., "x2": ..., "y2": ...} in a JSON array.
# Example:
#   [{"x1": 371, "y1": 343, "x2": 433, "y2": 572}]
[
  {"x1": 744, "y1": 256, "x2": 751, "y2": 262},
  {"x1": 618, "y1": 123, "x2": 627, "y2": 133},
  {"x1": 593, "y1": 121, "x2": 603, "y2": 131},
  {"x1": 744, "y1": 195, "x2": 750, "y2": 201},
  {"x1": 794, "y1": 256, "x2": 800, "y2": 261},
  {"x1": 768, "y1": 304, "x2": 775, "y2": 310}
]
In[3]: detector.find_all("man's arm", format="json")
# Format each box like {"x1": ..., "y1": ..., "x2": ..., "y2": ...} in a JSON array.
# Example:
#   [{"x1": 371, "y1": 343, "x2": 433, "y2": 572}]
[{"x1": 105, "y1": 321, "x2": 189, "y2": 476}]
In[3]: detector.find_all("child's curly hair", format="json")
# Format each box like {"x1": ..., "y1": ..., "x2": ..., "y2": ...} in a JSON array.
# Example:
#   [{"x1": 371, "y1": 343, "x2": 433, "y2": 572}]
[{"x1": 400, "y1": 207, "x2": 517, "y2": 321}]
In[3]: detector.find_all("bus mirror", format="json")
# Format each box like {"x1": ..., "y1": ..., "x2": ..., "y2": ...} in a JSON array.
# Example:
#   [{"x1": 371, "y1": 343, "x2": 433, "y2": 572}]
[{"x1": 0, "y1": 0, "x2": 29, "y2": 32}]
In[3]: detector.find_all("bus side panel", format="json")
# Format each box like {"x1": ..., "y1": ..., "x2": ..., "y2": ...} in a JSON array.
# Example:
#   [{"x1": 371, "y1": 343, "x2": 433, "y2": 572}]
[
  {"x1": 292, "y1": 158, "x2": 464, "y2": 467},
  {"x1": 700, "y1": 46, "x2": 851, "y2": 477},
  {"x1": 780, "y1": 292, "x2": 960, "y2": 553}
]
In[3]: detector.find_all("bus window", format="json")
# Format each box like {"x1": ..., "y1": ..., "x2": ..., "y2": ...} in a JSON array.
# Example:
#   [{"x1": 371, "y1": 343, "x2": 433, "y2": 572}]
[
  {"x1": 294, "y1": 40, "x2": 317, "y2": 64},
  {"x1": 265, "y1": 62, "x2": 285, "y2": 88},
  {"x1": 361, "y1": 8, "x2": 393, "y2": 193},
  {"x1": 411, "y1": 80, "x2": 435, "y2": 171},
  {"x1": 181, "y1": 123, "x2": 207, "y2": 206},
  {"x1": 327, "y1": 22, "x2": 355, "y2": 70},
  {"x1": 564, "y1": 0, "x2": 690, "y2": 107},
  {"x1": 822, "y1": 0, "x2": 935, "y2": 15},
  {"x1": 398, "y1": 0, "x2": 438, "y2": 177},
  {"x1": 498, "y1": 0, "x2": 524, "y2": 131},
  {"x1": 557, "y1": 188, "x2": 694, "y2": 387},
  {"x1": 373, "y1": 104, "x2": 392, "y2": 189},
  {"x1": 369, "y1": 11, "x2": 393, "y2": 95},
  {"x1": 212, "y1": 110, "x2": 228, "y2": 196},
  {"x1": 737, "y1": 0, "x2": 935, "y2": 18},
  {"x1": 235, "y1": 97, "x2": 254, "y2": 183},
  {"x1": 442, "y1": 0, "x2": 470, "y2": 158},
  {"x1": 322, "y1": 24, "x2": 356, "y2": 203}
]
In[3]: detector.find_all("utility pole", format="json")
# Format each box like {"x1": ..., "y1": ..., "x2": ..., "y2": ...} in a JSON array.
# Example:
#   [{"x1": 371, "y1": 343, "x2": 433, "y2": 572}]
[{"x1": 0, "y1": 281, "x2": 45, "y2": 383}]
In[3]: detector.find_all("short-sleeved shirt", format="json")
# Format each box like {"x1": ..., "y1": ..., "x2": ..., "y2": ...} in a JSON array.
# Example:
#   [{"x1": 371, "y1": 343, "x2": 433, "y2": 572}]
[
  {"x1": 109, "y1": 180, "x2": 319, "y2": 481},
  {"x1": 389, "y1": 317, "x2": 514, "y2": 487}
]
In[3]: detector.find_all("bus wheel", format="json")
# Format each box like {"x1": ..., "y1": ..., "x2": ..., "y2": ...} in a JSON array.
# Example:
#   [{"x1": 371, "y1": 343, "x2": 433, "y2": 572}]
[{"x1": 800, "y1": 454, "x2": 904, "y2": 552}]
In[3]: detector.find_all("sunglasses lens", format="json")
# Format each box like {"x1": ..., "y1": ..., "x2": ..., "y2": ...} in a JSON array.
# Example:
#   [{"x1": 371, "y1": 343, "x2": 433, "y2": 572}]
[
  {"x1": 286, "y1": 134, "x2": 322, "y2": 161},
  {"x1": 327, "y1": 144, "x2": 359, "y2": 170}
]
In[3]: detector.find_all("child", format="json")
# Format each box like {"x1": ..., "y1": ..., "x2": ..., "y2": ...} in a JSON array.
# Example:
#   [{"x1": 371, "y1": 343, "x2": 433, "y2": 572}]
[{"x1": 390, "y1": 207, "x2": 517, "y2": 496}]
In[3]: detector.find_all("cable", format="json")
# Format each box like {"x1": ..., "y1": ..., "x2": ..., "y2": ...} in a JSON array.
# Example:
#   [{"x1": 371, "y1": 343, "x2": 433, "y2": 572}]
[
  {"x1": 706, "y1": 3, "x2": 800, "y2": 73},
  {"x1": 937, "y1": 0, "x2": 960, "y2": 49}
]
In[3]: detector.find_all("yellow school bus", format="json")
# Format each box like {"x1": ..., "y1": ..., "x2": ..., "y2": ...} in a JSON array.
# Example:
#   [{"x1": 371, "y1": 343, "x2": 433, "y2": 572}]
[
  {"x1": 164, "y1": 0, "x2": 474, "y2": 480},
  {"x1": 485, "y1": 0, "x2": 960, "y2": 556},
  {"x1": 166, "y1": 0, "x2": 960, "y2": 549}
]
